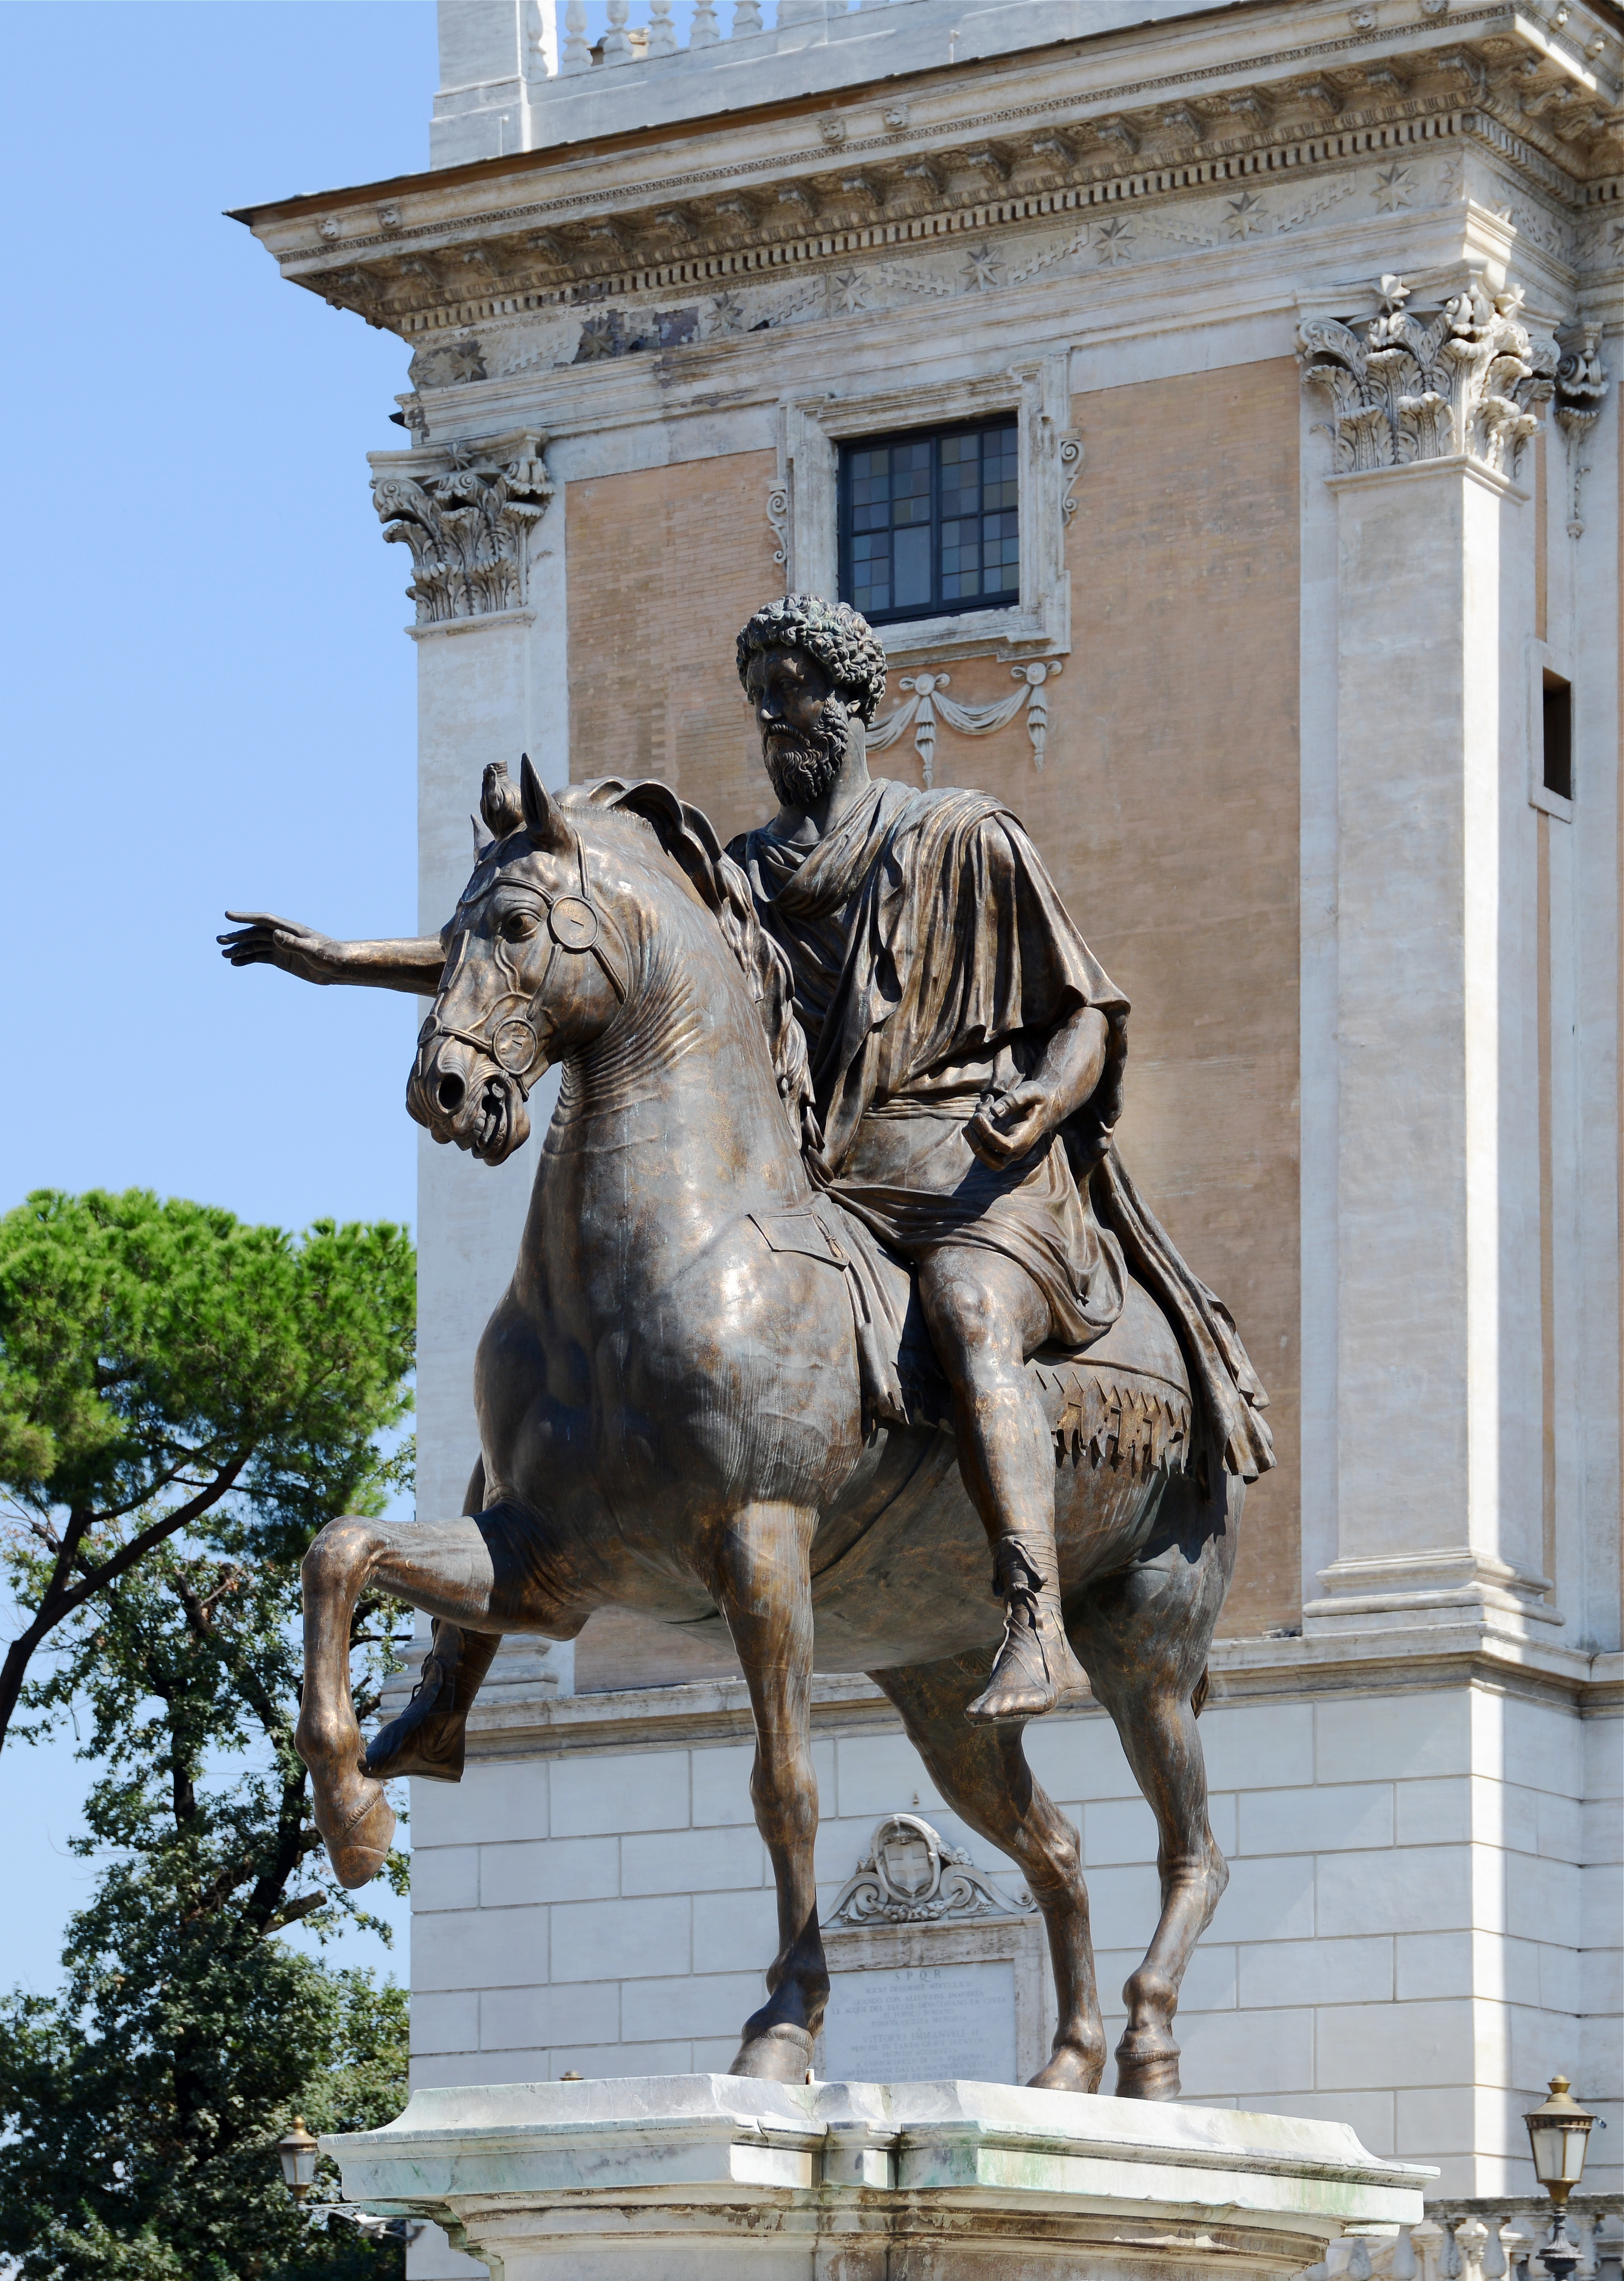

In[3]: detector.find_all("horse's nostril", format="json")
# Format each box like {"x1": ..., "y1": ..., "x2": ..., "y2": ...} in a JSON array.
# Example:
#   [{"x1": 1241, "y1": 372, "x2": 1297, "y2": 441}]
[{"x1": 437, "y1": 1073, "x2": 466, "y2": 1114}]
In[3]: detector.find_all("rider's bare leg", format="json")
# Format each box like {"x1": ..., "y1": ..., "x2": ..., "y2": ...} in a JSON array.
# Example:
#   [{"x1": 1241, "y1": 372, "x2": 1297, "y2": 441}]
[
  {"x1": 873, "y1": 1651, "x2": 1106, "y2": 2091},
  {"x1": 1067, "y1": 1472, "x2": 1239, "y2": 2097},
  {"x1": 703, "y1": 1500, "x2": 828, "y2": 2082},
  {"x1": 917, "y1": 1246, "x2": 1090, "y2": 1723}
]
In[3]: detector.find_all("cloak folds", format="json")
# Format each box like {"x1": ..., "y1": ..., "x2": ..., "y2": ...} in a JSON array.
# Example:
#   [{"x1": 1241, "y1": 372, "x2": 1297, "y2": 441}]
[{"x1": 577, "y1": 775, "x2": 1273, "y2": 1484}]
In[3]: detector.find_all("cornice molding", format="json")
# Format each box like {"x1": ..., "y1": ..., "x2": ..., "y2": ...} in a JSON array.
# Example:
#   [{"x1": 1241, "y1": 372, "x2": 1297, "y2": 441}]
[
  {"x1": 420, "y1": 1629, "x2": 1620, "y2": 1764},
  {"x1": 255, "y1": 18, "x2": 1624, "y2": 340}
]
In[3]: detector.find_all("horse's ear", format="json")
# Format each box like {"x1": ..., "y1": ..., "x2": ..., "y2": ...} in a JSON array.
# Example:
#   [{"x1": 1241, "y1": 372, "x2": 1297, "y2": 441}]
[
  {"x1": 481, "y1": 759, "x2": 526, "y2": 839},
  {"x1": 519, "y1": 753, "x2": 573, "y2": 855}
]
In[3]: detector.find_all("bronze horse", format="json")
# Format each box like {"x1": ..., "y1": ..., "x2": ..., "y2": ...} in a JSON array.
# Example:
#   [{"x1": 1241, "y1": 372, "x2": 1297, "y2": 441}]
[{"x1": 283, "y1": 765, "x2": 1252, "y2": 2099}]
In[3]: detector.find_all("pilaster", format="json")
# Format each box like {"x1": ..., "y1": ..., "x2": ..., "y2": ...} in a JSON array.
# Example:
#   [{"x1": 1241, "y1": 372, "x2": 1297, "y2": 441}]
[{"x1": 1299, "y1": 280, "x2": 1557, "y2": 1637}]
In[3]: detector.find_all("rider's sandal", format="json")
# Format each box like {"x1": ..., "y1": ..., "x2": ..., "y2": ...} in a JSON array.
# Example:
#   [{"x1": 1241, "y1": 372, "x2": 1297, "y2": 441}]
[{"x1": 966, "y1": 1533, "x2": 1092, "y2": 1724}]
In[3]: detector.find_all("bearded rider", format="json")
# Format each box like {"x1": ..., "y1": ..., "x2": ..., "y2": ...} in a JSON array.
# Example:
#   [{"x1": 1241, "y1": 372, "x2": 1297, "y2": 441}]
[
  {"x1": 222, "y1": 594, "x2": 1271, "y2": 1751},
  {"x1": 728, "y1": 595, "x2": 1127, "y2": 1721}
]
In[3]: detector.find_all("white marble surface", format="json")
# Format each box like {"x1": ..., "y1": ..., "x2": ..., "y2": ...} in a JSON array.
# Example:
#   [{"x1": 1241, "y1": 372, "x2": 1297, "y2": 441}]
[{"x1": 335, "y1": 2073, "x2": 1432, "y2": 2280}]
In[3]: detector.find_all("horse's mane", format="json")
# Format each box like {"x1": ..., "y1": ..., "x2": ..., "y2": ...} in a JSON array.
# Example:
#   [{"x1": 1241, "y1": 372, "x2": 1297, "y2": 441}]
[{"x1": 564, "y1": 778, "x2": 817, "y2": 1147}]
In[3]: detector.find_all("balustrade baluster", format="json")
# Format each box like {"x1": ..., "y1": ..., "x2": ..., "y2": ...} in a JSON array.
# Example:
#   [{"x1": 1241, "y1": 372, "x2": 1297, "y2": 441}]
[
  {"x1": 648, "y1": 0, "x2": 678, "y2": 53},
  {"x1": 1392, "y1": 2228, "x2": 1420, "y2": 2281},
  {"x1": 561, "y1": 0, "x2": 590, "y2": 70},
  {"x1": 1412, "y1": 2217, "x2": 1448, "y2": 2281},
  {"x1": 1575, "y1": 2214, "x2": 1600, "y2": 2281},
  {"x1": 602, "y1": 0, "x2": 633, "y2": 62},
  {"x1": 731, "y1": 0, "x2": 763, "y2": 28},
  {"x1": 689, "y1": 0, "x2": 722, "y2": 45},
  {"x1": 1481, "y1": 2218, "x2": 1510, "y2": 2281},
  {"x1": 1459, "y1": 2216, "x2": 1492, "y2": 2281}
]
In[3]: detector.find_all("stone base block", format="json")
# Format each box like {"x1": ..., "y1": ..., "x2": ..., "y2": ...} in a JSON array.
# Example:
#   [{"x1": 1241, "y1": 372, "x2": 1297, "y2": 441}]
[{"x1": 329, "y1": 2074, "x2": 1433, "y2": 2280}]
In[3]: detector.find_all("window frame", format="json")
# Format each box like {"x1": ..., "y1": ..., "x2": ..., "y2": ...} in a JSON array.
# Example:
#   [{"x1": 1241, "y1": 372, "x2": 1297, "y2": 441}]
[
  {"x1": 777, "y1": 359, "x2": 1077, "y2": 668},
  {"x1": 837, "y1": 414, "x2": 1022, "y2": 630}
]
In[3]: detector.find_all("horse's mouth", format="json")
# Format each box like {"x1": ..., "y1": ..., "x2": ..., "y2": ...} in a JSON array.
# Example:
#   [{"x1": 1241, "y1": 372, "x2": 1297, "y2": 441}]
[
  {"x1": 420, "y1": 1062, "x2": 532, "y2": 1163},
  {"x1": 468, "y1": 1070, "x2": 529, "y2": 1164}
]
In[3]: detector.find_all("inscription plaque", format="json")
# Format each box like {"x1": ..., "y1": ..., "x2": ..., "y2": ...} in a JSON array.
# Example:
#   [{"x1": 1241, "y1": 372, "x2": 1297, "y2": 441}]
[{"x1": 819, "y1": 1959, "x2": 1018, "y2": 2085}]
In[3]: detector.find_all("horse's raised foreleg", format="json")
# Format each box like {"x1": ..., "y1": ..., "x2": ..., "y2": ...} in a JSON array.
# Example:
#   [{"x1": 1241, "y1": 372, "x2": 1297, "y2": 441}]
[
  {"x1": 1068, "y1": 1472, "x2": 1241, "y2": 2099},
  {"x1": 365, "y1": 1460, "x2": 501, "y2": 1785},
  {"x1": 298, "y1": 1514, "x2": 512, "y2": 1890},
  {"x1": 704, "y1": 1500, "x2": 826, "y2": 2084},
  {"x1": 872, "y1": 1652, "x2": 1106, "y2": 2092}
]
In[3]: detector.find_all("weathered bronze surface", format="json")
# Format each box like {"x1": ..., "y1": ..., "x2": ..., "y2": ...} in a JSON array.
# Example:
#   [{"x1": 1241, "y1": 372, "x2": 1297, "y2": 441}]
[{"x1": 221, "y1": 596, "x2": 1273, "y2": 2099}]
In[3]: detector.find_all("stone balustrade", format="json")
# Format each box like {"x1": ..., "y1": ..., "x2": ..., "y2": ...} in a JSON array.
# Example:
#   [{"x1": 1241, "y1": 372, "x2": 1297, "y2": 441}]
[
  {"x1": 1299, "y1": 2200, "x2": 1624, "y2": 2281},
  {"x1": 559, "y1": 0, "x2": 925, "y2": 74}
]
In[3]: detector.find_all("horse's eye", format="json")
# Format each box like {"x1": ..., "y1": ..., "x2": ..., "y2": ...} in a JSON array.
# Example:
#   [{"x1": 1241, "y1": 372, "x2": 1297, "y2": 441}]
[{"x1": 500, "y1": 910, "x2": 538, "y2": 941}]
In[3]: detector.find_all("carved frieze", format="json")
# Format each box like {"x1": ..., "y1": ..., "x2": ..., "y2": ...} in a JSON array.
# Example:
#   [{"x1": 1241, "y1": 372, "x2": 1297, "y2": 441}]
[
  {"x1": 1298, "y1": 275, "x2": 1559, "y2": 477},
  {"x1": 370, "y1": 430, "x2": 553, "y2": 624},
  {"x1": 272, "y1": 22, "x2": 1624, "y2": 342}
]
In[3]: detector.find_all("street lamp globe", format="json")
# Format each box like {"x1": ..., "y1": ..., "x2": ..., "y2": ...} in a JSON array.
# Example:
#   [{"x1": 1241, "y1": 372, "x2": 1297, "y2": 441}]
[
  {"x1": 276, "y1": 2116, "x2": 320, "y2": 2202},
  {"x1": 1524, "y1": 2077, "x2": 1595, "y2": 2207}
]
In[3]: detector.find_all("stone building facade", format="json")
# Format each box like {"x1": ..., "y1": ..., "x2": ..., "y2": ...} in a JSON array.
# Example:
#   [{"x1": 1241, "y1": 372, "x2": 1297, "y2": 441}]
[{"x1": 238, "y1": 0, "x2": 1623, "y2": 2263}]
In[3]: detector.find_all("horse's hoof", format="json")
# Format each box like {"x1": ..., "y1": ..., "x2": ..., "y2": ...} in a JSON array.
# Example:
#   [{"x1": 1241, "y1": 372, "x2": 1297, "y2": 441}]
[
  {"x1": 316, "y1": 1778, "x2": 396, "y2": 1891},
  {"x1": 728, "y1": 2023, "x2": 814, "y2": 2083},
  {"x1": 1115, "y1": 2033, "x2": 1182, "y2": 2100},
  {"x1": 1028, "y1": 2042, "x2": 1107, "y2": 2095}
]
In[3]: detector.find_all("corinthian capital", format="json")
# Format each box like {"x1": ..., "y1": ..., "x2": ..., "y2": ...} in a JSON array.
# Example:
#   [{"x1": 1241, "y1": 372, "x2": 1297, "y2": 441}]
[
  {"x1": 1297, "y1": 275, "x2": 1558, "y2": 480},
  {"x1": 370, "y1": 429, "x2": 553, "y2": 625}
]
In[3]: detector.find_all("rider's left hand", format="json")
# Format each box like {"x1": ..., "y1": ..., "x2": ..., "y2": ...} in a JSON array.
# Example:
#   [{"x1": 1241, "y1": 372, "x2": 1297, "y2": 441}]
[{"x1": 965, "y1": 1082, "x2": 1053, "y2": 1169}]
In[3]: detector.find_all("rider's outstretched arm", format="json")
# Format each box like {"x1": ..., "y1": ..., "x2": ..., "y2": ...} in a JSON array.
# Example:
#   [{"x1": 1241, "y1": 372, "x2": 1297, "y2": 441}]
[{"x1": 219, "y1": 914, "x2": 446, "y2": 996}]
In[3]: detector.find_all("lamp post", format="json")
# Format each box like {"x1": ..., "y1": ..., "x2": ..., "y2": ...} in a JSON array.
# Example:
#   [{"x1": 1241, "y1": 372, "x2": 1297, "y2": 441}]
[
  {"x1": 276, "y1": 2116, "x2": 319, "y2": 2204},
  {"x1": 274, "y1": 2121, "x2": 422, "y2": 2244},
  {"x1": 1523, "y1": 2076, "x2": 1595, "y2": 2281}
]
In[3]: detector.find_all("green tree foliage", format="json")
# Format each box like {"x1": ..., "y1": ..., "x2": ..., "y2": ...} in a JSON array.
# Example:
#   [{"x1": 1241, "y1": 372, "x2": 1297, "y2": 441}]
[
  {"x1": 0, "y1": 1190, "x2": 416, "y2": 1750},
  {"x1": 0, "y1": 1531, "x2": 413, "y2": 2279},
  {"x1": 0, "y1": 1189, "x2": 420, "y2": 2278}
]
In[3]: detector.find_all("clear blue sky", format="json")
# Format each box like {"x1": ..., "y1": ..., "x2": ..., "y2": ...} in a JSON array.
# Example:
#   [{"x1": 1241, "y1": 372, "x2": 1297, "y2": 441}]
[{"x1": 0, "y1": 0, "x2": 448, "y2": 1994}]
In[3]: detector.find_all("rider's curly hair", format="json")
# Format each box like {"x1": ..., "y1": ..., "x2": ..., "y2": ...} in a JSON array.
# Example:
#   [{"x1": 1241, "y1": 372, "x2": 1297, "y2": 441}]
[{"x1": 735, "y1": 595, "x2": 890, "y2": 726}]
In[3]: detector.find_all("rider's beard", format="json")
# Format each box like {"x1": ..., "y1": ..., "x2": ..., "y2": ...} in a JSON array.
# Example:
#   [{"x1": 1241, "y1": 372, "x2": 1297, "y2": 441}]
[{"x1": 762, "y1": 697, "x2": 851, "y2": 811}]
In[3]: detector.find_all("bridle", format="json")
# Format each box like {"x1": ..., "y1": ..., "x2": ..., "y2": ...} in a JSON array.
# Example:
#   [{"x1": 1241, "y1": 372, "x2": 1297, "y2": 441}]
[{"x1": 414, "y1": 837, "x2": 629, "y2": 1102}]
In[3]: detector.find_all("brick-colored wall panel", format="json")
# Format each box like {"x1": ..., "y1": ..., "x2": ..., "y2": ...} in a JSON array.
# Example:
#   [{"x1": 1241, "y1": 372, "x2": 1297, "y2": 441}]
[
  {"x1": 566, "y1": 451, "x2": 777, "y2": 836},
  {"x1": 565, "y1": 360, "x2": 1301, "y2": 1647}
]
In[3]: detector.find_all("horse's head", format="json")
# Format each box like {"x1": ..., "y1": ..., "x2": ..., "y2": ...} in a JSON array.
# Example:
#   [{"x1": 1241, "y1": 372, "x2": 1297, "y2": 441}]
[{"x1": 408, "y1": 756, "x2": 632, "y2": 1164}]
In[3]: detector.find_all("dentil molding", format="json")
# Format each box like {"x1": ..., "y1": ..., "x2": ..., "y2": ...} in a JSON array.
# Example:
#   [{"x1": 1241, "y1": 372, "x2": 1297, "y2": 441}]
[{"x1": 368, "y1": 428, "x2": 553, "y2": 625}]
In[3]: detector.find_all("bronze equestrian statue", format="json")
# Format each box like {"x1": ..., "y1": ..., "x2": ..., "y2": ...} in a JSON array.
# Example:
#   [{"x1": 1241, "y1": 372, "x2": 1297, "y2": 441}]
[{"x1": 221, "y1": 595, "x2": 1273, "y2": 2099}]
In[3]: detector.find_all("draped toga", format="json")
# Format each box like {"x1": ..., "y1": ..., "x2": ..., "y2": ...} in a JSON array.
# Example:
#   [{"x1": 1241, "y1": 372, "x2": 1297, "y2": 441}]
[
  {"x1": 572, "y1": 773, "x2": 1274, "y2": 1483},
  {"x1": 729, "y1": 778, "x2": 1128, "y2": 1350},
  {"x1": 726, "y1": 775, "x2": 1276, "y2": 1482}
]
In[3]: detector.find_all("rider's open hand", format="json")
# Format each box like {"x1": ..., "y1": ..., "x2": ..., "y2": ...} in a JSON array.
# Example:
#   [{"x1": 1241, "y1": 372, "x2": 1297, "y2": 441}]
[
  {"x1": 218, "y1": 912, "x2": 347, "y2": 987},
  {"x1": 965, "y1": 1082, "x2": 1053, "y2": 1170}
]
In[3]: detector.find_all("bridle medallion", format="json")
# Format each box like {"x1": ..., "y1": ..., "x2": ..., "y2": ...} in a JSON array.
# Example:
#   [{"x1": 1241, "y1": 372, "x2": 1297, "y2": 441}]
[
  {"x1": 549, "y1": 896, "x2": 599, "y2": 952},
  {"x1": 492, "y1": 1018, "x2": 541, "y2": 1074}
]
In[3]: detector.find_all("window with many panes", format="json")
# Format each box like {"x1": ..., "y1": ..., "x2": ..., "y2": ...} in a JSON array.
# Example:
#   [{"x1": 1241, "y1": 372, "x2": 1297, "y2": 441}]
[{"x1": 838, "y1": 417, "x2": 1019, "y2": 627}]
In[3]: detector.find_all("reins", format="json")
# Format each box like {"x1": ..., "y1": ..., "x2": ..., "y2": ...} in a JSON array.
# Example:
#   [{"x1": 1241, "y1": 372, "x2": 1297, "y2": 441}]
[{"x1": 414, "y1": 835, "x2": 629, "y2": 1101}]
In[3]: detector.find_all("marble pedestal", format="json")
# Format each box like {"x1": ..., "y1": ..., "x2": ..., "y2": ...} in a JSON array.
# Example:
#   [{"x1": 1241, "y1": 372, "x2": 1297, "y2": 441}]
[{"x1": 327, "y1": 2074, "x2": 1433, "y2": 2280}]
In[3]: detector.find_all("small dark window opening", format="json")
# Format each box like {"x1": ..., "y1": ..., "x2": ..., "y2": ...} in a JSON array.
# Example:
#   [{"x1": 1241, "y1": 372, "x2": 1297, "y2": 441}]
[
  {"x1": 1542, "y1": 671, "x2": 1573, "y2": 802},
  {"x1": 838, "y1": 416, "x2": 1019, "y2": 627}
]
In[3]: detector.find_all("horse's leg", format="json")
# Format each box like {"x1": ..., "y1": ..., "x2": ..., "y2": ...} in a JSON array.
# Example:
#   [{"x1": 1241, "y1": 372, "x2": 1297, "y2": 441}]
[
  {"x1": 1066, "y1": 1471, "x2": 1241, "y2": 2099},
  {"x1": 704, "y1": 1500, "x2": 826, "y2": 2084},
  {"x1": 365, "y1": 1459, "x2": 502, "y2": 1784},
  {"x1": 872, "y1": 1653, "x2": 1106, "y2": 2092},
  {"x1": 298, "y1": 1513, "x2": 514, "y2": 1890}
]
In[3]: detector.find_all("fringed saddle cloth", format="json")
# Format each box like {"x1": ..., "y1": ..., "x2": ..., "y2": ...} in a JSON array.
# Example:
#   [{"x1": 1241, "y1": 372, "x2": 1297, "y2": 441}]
[{"x1": 750, "y1": 1204, "x2": 1196, "y2": 1480}]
